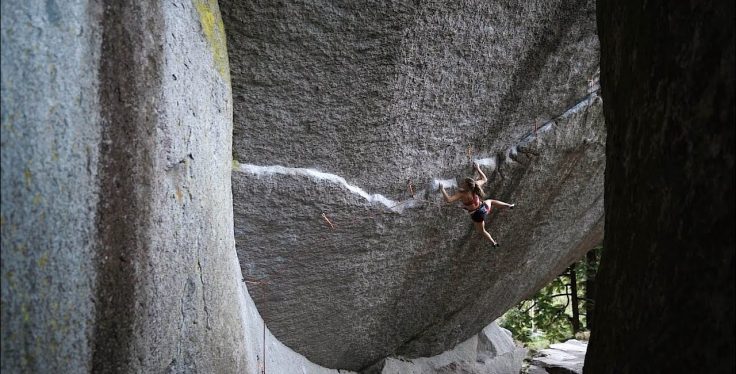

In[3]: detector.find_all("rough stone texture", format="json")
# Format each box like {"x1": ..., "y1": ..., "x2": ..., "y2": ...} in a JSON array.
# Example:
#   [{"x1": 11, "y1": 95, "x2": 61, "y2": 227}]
[
  {"x1": 223, "y1": 0, "x2": 599, "y2": 188},
  {"x1": 531, "y1": 340, "x2": 586, "y2": 374},
  {"x1": 222, "y1": 0, "x2": 603, "y2": 370},
  {"x1": 2, "y1": 1, "x2": 346, "y2": 373},
  {"x1": 584, "y1": 1, "x2": 734, "y2": 373},
  {"x1": 1, "y1": 1, "x2": 103, "y2": 371},
  {"x1": 528, "y1": 365, "x2": 551, "y2": 374},
  {"x1": 238, "y1": 280, "x2": 355, "y2": 374},
  {"x1": 231, "y1": 95, "x2": 604, "y2": 371},
  {"x1": 106, "y1": 1, "x2": 248, "y2": 372},
  {"x1": 377, "y1": 321, "x2": 527, "y2": 374}
]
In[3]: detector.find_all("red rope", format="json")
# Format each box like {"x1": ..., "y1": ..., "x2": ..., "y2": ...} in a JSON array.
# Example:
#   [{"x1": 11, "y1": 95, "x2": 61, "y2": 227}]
[
  {"x1": 318, "y1": 196, "x2": 445, "y2": 231},
  {"x1": 321, "y1": 212, "x2": 336, "y2": 229}
]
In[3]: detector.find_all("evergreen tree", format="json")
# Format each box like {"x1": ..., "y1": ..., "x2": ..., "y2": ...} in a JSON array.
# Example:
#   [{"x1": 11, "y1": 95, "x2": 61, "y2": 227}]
[{"x1": 500, "y1": 246, "x2": 603, "y2": 348}]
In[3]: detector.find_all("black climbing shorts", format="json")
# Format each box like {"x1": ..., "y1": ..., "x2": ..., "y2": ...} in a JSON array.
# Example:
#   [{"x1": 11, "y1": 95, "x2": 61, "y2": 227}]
[{"x1": 470, "y1": 202, "x2": 489, "y2": 222}]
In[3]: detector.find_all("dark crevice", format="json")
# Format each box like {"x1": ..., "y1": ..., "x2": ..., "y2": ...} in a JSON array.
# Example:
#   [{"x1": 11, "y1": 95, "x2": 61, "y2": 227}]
[
  {"x1": 91, "y1": 2, "x2": 164, "y2": 372},
  {"x1": 197, "y1": 259, "x2": 211, "y2": 330}
]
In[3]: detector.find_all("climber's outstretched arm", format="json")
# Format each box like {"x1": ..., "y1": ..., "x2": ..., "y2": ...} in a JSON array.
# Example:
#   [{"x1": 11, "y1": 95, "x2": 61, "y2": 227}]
[
  {"x1": 440, "y1": 184, "x2": 462, "y2": 203},
  {"x1": 474, "y1": 163, "x2": 488, "y2": 186}
]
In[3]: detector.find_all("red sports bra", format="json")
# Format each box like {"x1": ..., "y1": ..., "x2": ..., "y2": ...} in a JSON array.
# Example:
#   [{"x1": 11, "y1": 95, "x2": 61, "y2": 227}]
[{"x1": 463, "y1": 194, "x2": 481, "y2": 211}]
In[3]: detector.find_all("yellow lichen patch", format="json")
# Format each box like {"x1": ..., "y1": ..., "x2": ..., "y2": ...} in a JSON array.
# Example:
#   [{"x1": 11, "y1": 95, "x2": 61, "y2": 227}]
[
  {"x1": 3, "y1": 112, "x2": 15, "y2": 131},
  {"x1": 232, "y1": 159, "x2": 240, "y2": 170},
  {"x1": 32, "y1": 194, "x2": 42, "y2": 206},
  {"x1": 175, "y1": 187, "x2": 184, "y2": 203},
  {"x1": 23, "y1": 168, "x2": 32, "y2": 187},
  {"x1": 194, "y1": 0, "x2": 231, "y2": 83},
  {"x1": 5, "y1": 270, "x2": 15, "y2": 288},
  {"x1": 21, "y1": 304, "x2": 30, "y2": 323},
  {"x1": 38, "y1": 252, "x2": 49, "y2": 269}
]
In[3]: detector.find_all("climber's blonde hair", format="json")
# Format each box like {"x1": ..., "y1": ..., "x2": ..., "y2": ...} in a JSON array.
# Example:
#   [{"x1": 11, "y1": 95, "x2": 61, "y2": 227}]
[{"x1": 463, "y1": 177, "x2": 485, "y2": 199}]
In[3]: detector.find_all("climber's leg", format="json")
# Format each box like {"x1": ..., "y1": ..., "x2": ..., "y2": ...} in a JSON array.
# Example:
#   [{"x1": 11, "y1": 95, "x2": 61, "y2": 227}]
[
  {"x1": 488, "y1": 199, "x2": 514, "y2": 210},
  {"x1": 474, "y1": 221, "x2": 497, "y2": 246}
]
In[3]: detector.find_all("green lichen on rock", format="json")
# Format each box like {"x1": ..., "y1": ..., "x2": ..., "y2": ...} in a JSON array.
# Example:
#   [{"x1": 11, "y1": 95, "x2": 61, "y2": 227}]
[{"x1": 193, "y1": 0, "x2": 230, "y2": 83}]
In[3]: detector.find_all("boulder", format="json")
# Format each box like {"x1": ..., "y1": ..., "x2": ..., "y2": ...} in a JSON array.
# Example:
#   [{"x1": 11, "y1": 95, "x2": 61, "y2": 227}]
[
  {"x1": 222, "y1": 0, "x2": 603, "y2": 370},
  {"x1": 378, "y1": 321, "x2": 527, "y2": 374},
  {"x1": 528, "y1": 365, "x2": 552, "y2": 374},
  {"x1": 531, "y1": 339, "x2": 587, "y2": 374}
]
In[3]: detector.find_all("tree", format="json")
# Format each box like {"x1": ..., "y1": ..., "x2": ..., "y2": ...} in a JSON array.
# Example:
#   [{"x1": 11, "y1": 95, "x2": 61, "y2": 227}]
[
  {"x1": 568, "y1": 263, "x2": 581, "y2": 333},
  {"x1": 584, "y1": 247, "x2": 600, "y2": 329},
  {"x1": 500, "y1": 245, "x2": 603, "y2": 347}
]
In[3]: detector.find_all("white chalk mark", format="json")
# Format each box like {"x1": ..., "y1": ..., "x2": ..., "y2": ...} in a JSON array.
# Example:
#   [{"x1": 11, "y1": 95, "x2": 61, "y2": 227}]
[
  {"x1": 235, "y1": 163, "x2": 409, "y2": 212},
  {"x1": 470, "y1": 90, "x2": 601, "y2": 167},
  {"x1": 538, "y1": 122, "x2": 554, "y2": 133},
  {"x1": 233, "y1": 90, "x2": 601, "y2": 212},
  {"x1": 473, "y1": 157, "x2": 497, "y2": 172},
  {"x1": 431, "y1": 178, "x2": 457, "y2": 191},
  {"x1": 559, "y1": 92, "x2": 599, "y2": 119}
]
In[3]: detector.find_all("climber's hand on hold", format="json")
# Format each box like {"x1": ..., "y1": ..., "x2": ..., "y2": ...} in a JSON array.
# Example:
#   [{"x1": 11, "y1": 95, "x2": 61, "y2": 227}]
[
  {"x1": 474, "y1": 163, "x2": 488, "y2": 186},
  {"x1": 439, "y1": 184, "x2": 453, "y2": 203}
]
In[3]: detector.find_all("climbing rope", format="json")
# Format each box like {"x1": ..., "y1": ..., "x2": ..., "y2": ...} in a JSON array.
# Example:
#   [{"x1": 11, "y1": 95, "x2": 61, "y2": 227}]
[
  {"x1": 317, "y1": 181, "x2": 448, "y2": 231},
  {"x1": 244, "y1": 277, "x2": 269, "y2": 374},
  {"x1": 321, "y1": 212, "x2": 336, "y2": 230}
]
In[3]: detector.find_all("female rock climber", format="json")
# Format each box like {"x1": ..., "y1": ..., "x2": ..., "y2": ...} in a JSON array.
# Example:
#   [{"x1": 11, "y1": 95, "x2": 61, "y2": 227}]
[{"x1": 439, "y1": 163, "x2": 514, "y2": 247}]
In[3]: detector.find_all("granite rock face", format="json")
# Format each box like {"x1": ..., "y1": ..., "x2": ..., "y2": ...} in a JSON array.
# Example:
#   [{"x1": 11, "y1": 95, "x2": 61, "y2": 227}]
[
  {"x1": 1, "y1": 2, "x2": 348, "y2": 373},
  {"x1": 584, "y1": 1, "x2": 734, "y2": 373},
  {"x1": 223, "y1": 0, "x2": 603, "y2": 370},
  {"x1": 1, "y1": 1, "x2": 244, "y2": 371},
  {"x1": 378, "y1": 321, "x2": 527, "y2": 374},
  {"x1": 1, "y1": 1, "x2": 104, "y2": 370}
]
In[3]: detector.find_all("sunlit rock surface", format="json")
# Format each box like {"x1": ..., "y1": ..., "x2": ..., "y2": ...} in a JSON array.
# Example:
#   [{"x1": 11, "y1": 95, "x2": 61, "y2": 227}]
[
  {"x1": 376, "y1": 321, "x2": 527, "y2": 374},
  {"x1": 531, "y1": 340, "x2": 587, "y2": 374}
]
